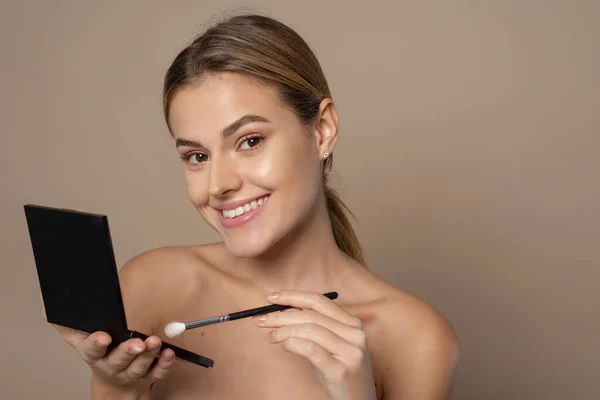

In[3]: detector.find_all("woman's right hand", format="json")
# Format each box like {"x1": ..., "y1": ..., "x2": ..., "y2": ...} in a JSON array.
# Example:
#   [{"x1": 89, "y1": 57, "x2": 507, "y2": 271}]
[{"x1": 54, "y1": 325, "x2": 175, "y2": 397}]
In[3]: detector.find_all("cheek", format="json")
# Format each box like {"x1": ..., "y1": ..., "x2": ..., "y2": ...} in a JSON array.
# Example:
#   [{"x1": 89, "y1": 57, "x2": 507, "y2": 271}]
[
  {"x1": 183, "y1": 170, "x2": 209, "y2": 206},
  {"x1": 252, "y1": 136, "x2": 320, "y2": 199}
]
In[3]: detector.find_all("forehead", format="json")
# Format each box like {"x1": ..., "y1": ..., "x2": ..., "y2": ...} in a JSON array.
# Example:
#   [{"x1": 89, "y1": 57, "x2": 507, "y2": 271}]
[{"x1": 168, "y1": 72, "x2": 290, "y2": 138}]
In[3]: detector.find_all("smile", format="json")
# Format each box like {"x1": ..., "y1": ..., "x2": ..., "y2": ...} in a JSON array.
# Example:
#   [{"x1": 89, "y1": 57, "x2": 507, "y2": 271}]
[{"x1": 221, "y1": 195, "x2": 270, "y2": 219}]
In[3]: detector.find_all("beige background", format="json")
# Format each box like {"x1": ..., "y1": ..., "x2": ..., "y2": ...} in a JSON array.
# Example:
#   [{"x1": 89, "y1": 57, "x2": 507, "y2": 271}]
[{"x1": 1, "y1": 1, "x2": 599, "y2": 399}]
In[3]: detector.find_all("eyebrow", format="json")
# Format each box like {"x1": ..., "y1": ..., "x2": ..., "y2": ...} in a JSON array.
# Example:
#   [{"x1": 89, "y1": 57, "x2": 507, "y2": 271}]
[{"x1": 175, "y1": 114, "x2": 271, "y2": 148}]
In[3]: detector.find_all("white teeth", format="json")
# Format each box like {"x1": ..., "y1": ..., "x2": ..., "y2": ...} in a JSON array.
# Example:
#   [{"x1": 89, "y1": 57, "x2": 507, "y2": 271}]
[
  {"x1": 223, "y1": 209, "x2": 236, "y2": 218},
  {"x1": 221, "y1": 196, "x2": 269, "y2": 219}
]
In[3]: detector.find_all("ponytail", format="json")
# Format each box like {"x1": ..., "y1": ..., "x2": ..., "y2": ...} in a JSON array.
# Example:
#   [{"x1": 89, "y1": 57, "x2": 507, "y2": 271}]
[{"x1": 324, "y1": 182, "x2": 368, "y2": 267}]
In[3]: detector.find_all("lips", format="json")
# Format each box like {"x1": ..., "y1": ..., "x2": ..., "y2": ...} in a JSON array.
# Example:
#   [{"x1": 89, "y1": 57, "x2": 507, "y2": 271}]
[
  {"x1": 215, "y1": 195, "x2": 270, "y2": 229},
  {"x1": 220, "y1": 195, "x2": 269, "y2": 219}
]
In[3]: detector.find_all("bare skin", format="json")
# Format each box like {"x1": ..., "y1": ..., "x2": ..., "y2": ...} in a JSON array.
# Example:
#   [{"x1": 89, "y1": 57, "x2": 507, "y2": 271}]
[
  {"x1": 114, "y1": 244, "x2": 459, "y2": 400},
  {"x1": 55, "y1": 72, "x2": 459, "y2": 399}
]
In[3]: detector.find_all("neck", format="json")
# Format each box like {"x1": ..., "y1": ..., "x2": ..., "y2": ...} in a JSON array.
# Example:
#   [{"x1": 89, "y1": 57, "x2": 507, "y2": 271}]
[{"x1": 233, "y1": 195, "x2": 349, "y2": 294}]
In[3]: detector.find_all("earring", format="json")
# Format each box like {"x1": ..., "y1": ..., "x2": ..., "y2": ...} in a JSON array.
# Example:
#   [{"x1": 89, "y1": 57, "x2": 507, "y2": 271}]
[{"x1": 323, "y1": 152, "x2": 329, "y2": 159}]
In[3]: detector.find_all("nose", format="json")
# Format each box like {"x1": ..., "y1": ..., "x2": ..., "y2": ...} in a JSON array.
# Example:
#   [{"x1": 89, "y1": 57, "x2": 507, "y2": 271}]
[{"x1": 208, "y1": 155, "x2": 242, "y2": 197}]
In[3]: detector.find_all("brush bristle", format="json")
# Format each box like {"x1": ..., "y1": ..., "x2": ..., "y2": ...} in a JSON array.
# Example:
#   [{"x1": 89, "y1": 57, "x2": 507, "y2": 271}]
[{"x1": 164, "y1": 322, "x2": 186, "y2": 338}]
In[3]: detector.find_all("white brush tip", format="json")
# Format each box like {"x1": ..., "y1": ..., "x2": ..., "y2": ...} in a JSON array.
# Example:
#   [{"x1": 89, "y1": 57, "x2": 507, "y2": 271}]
[{"x1": 164, "y1": 322, "x2": 186, "y2": 338}]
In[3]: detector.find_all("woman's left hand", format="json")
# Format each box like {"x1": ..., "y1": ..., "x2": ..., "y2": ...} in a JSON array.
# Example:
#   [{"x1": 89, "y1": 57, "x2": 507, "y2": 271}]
[{"x1": 253, "y1": 290, "x2": 378, "y2": 400}]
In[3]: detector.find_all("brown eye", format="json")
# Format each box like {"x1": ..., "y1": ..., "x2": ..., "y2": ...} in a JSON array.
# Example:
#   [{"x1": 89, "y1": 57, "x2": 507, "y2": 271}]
[
  {"x1": 185, "y1": 152, "x2": 209, "y2": 164},
  {"x1": 240, "y1": 136, "x2": 263, "y2": 150}
]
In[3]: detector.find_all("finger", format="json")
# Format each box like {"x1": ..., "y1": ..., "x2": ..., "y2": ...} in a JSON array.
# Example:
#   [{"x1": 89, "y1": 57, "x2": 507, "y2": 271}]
[
  {"x1": 269, "y1": 323, "x2": 357, "y2": 358},
  {"x1": 254, "y1": 309, "x2": 365, "y2": 347},
  {"x1": 79, "y1": 332, "x2": 113, "y2": 363},
  {"x1": 120, "y1": 336, "x2": 161, "y2": 381},
  {"x1": 105, "y1": 338, "x2": 146, "y2": 371},
  {"x1": 281, "y1": 337, "x2": 343, "y2": 379},
  {"x1": 266, "y1": 291, "x2": 361, "y2": 328},
  {"x1": 146, "y1": 349, "x2": 175, "y2": 382}
]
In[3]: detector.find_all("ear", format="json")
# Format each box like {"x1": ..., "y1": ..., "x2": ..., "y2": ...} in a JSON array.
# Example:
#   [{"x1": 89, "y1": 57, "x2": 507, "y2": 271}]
[{"x1": 313, "y1": 98, "x2": 339, "y2": 160}]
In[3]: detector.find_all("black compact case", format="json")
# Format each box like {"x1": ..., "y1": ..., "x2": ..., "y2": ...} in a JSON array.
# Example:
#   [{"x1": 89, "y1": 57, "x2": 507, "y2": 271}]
[{"x1": 23, "y1": 204, "x2": 214, "y2": 368}]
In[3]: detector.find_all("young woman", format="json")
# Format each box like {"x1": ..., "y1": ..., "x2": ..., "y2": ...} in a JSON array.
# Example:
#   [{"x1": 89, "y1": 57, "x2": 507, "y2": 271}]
[{"x1": 54, "y1": 14, "x2": 459, "y2": 400}]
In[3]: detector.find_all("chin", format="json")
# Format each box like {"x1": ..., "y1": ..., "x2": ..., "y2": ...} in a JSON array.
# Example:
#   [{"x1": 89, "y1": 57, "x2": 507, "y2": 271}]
[
  {"x1": 219, "y1": 213, "x2": 295, "y2": 258},
  {"x1": 222, "y1": 234, "x2": 275, "y2": 258}
]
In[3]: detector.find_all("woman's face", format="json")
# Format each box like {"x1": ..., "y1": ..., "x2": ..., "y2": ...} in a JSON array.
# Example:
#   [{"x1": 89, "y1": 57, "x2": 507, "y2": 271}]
[{"x1": 167, "y1": 72, "x2": 336, "y2": 257}]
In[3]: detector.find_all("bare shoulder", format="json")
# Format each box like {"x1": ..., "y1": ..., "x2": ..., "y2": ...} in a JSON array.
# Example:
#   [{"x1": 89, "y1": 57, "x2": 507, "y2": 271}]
[
  {"x1": 348, "y1": 267, "x2": 459, "y2": 399},
  {"x1": 375, "y1": 284, "x2": 458, "y2": 357},
  {"x1": 119, "y1": 245, "x2": 207, "y2": 294},
  {"x1": 117, "y1": 244, "x2": 219, "y2": 335}
]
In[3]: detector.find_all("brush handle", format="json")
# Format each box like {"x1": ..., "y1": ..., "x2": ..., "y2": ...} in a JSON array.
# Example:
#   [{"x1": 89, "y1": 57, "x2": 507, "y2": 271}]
[
  {"x1": 228, "y1": 303, "x2": 292, "y2": 320},
  {"x1": 228, "y1": 291, "x2": 338, "y2": 321}
]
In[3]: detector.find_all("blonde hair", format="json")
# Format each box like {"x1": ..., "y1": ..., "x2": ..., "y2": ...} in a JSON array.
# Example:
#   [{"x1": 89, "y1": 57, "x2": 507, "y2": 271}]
[{"x1": 162, "y1": 14, "x2": 367, "y2": 265}]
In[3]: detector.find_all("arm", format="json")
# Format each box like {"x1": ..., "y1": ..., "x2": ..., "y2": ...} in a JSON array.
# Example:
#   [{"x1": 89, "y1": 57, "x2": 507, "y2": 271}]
[{"x1": 381, "y1": 303, "x2": 460, "y2": 400}]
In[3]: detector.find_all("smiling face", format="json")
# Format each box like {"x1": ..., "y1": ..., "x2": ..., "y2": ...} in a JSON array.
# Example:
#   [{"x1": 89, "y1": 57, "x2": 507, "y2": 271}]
[{"x1": 167, "y1": 72, "x2": 337, "y2": 257}]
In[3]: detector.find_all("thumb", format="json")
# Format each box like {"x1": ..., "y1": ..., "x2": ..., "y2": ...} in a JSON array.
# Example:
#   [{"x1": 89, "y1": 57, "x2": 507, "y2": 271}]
[
  {"x1": 39, "y1": 293, "x2": 89, "y2": 349},
  {"x1": 52, "y1": 324, "x2": 89, "y2": 349},
  {"x1": 39, "y1": 293, "x2": 47, "y2": 320}
]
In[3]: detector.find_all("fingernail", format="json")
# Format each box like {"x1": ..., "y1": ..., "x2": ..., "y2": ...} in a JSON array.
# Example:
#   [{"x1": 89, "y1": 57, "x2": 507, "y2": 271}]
[
  {"x1": 130, "y1": 346, "x2": 144, "y2": 354},
  {"x1": 254, "y1": 314, "x2": 267, "y2": 322},
  {"x1": 165, "y1": 352, "x2": 175, "y2": 362},
  {"x1": 148, "y1": 342, "x2": 160, "y2": 352},
  {"x1": 267, "y1": 293, "x2": 279, "y2": 301},
  {"x1": 267, "y1": 330, "x2": 277, "y2": 342}
]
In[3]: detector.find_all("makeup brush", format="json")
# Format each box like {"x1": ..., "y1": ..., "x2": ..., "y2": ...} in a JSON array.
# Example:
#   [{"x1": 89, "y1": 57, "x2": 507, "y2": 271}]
[{"x1": 164, "y1": 291, "x2": 338, "y2": 338}]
